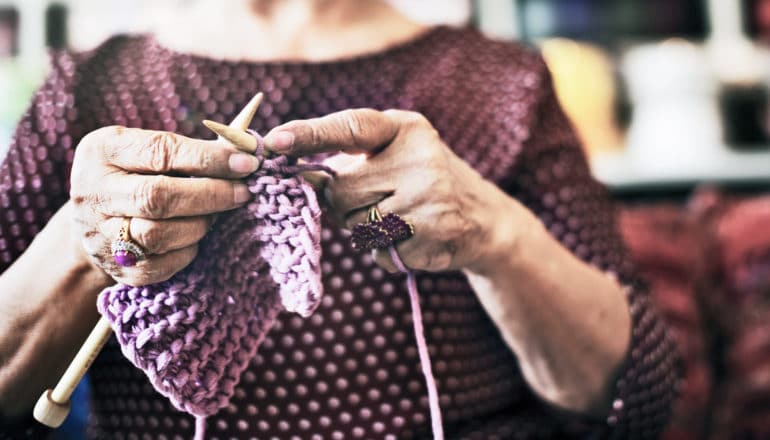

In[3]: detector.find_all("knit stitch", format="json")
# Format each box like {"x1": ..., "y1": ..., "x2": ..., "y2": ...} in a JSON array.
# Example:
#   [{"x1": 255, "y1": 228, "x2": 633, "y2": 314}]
[{"x1": 97, "y1": 150, "x2": 325, "y2": 418}]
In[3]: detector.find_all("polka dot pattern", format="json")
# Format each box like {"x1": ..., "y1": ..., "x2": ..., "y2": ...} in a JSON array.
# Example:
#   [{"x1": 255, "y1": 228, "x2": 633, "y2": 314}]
[{"x1": 1, "y1": 26, "x2": 677, "y2": 439}]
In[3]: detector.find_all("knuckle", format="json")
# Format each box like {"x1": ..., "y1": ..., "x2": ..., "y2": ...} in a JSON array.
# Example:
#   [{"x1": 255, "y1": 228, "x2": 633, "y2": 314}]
[
  {"x1": 308, "y1": 121, "x2": 329, "y2": 150},
  {"x1": 69, "y1": 187, "x2": 105, "y2": 214},
  {"x1": 341, "y1": 109, "x2": 369, "y2": 147},
  {"x1": 134, "y1": 222, "x2": 165, "y2": 254},
  {"x1": 85, "y1": 125, "x2": 117, "y2": 145},
  {"x1": 427, "y1": 251, "x2": 452, "y2": 271},
  {"x1": 84, "y1": 125, "x2": 124, "y2": 154},
  {"x1": 80, "y1": 237, "x2": 120, "y2": 275},
  {"x1": 133, "y1": 177, "x2": 169, "y2": 218},
  {"x1": 145, "y1": 132, "x2": 180, "y2": 172},
  {"x1": 133, "y1": 270, "x2": 167, "y2": 286},
  {"x1": 80, "y1": 236, "x2": 105, "y2": 261},
  {"x1": 418, "y1": 142, "x2": 447, "y2": 169},
  {"x1": 400, "y1": 111, "x2": 430, "y2": 129},
  {"x1": 72, "y1": 127, "x2": 116, "y2": 179},
  {"x1": 68, "y1": 184, "x2": 88, "y2": 205},
  {"x1": 440, "y1": 208, "x2": 474, "y2": 238},
  {"x1": 75, "y1": 132, "x2": 97, "y2": 157}
]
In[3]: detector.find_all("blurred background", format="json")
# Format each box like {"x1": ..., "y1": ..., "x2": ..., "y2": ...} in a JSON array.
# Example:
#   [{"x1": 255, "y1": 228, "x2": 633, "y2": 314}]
[
  {"x1": 1, "y1": 1, "x2": 770, "y2": 439},
  {"x1": 3, "y1": 0, "x2": 770, "y2": 190}
]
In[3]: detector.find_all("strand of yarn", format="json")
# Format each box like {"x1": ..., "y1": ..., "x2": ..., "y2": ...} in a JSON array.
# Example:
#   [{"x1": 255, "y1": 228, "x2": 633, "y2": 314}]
[
  {"x1": 389, "y1": 247, "x2": 444, "y2": 440},
  {"x1": 194, "y1": 416, "x2": 207, "y2": 440}
]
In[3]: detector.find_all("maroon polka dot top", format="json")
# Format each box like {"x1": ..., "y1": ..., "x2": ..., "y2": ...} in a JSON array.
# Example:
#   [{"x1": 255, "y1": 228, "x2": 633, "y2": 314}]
[{"x1": 0, "y1": 26, "x2": 679, "y2": 439}]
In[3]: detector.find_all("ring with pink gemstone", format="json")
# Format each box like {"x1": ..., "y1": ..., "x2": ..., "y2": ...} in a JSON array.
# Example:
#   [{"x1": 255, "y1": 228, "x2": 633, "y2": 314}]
[{"x1": 111, "y1": 218, "x2": 146, "y2": 267}]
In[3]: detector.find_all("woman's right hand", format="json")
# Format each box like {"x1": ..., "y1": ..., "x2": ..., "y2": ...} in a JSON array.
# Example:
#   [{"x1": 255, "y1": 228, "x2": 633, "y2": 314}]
[{"x1": 69, "y1": 126, "x2": 260, "y2": 286}]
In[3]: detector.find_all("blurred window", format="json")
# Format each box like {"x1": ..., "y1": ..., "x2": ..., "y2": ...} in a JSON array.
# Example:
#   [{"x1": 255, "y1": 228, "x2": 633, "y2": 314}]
[
  {"x1": 517, "y1": 0, "x2": 708, "y2": 44},
  {"x1": 46, "y1": 3, "x2": 68, "y2": 50},
  {"x1": 0, "y1": 7, "x2": 18, "y2": 57}
]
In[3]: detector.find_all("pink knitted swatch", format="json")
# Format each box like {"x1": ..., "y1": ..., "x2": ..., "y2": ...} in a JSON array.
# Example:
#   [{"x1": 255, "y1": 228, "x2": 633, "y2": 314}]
[
  {"x1": 97, "y1": 153, "x2": 324, "y2": 417},
  {"x1": 97, "y1": 140, "x2": 444, "y2": 439}
]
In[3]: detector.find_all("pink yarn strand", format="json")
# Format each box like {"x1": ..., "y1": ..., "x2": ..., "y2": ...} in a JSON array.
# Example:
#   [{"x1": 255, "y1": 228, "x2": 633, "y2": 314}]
[
  {"x1": 388, "y1": 246, "x2": 444, "y2": 440},
  {"x1": 194, "y1": 415, "x2": 207, "y2": 440}
]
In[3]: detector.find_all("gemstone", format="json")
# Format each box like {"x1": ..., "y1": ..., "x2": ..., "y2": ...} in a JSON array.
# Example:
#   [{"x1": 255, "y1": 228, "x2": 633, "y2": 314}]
[
  {"x1": 380, "y1": 213, "x2": 414, "y2": 243},
  {"x1": 114, "y1": 250, "x2": 137, "y2": 267},
  {"x1": 351, "y1": 222, "x2": 391, "y2": 251}
]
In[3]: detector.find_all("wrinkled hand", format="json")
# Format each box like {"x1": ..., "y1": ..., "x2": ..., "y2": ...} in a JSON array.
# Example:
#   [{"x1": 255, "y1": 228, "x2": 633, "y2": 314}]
[
  {"x1": 69, "y1": 126, "x2": 260, "y2": 285},
  {"x1": 263, "y1": 109, "x2": 520, "y2": 273}
]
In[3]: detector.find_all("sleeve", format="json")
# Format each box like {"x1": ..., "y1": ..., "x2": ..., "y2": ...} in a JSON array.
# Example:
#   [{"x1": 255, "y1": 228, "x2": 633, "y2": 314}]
[
  {"x1": 501, "y1": 55, "x2": 682, "y2": 439},
  {"x1": 0, "y1": 50, "x2": 89, "y2": 273},
  {"x1": 0, "y1": 50, "x2": 91, "y2": 438}
]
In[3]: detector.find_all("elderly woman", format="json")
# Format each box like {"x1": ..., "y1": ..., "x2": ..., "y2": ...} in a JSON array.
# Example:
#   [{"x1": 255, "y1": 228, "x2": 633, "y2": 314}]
[{"x1": 0, "y1": 0, "x2": 678, "y2": 438}]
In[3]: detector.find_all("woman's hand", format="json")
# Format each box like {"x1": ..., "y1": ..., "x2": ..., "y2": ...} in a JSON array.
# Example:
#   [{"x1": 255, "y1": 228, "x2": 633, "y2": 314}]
[
  {"x1": 263, "y1": 109, "x2": 632, "y2": 414},
  {"x1": 262, "y1": 109, "x2": 529, "y2": 274},
  {"x1": 69, "y1": 126, "x2": 260, "y2": 286}
]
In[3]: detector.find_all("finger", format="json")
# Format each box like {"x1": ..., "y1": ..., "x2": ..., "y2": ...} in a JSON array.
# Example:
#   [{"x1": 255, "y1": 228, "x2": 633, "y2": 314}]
[
  {"x1": 262, "y1": 108, "x2": 400, "y2": 156},
  {"x1": 100, "y1": 216, "x2": 214, "y2": 255},
  {"x1": 79, "y1": 233, "x2": 199, "y2": 286},
  {"x1": 97, "y1": 174, "x2": 251, "y2": 219},
  {"x1": 372, "y1": 248, "x2": 399, "y2": 274},
  {"x1": 88, "y1": 126, "x2": 260, "y2": 178},
  {"x1": 322, "y1": 153, "x2": 397, "y2": 221},
  {"x1": 114, "y1": 244, "x2": 199, "y2": 286}
]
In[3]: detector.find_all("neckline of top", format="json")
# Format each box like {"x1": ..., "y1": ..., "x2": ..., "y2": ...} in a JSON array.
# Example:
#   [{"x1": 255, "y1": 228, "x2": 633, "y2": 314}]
[{"x1": 148, "y1": 25, "x2": 457, "y2": 68}]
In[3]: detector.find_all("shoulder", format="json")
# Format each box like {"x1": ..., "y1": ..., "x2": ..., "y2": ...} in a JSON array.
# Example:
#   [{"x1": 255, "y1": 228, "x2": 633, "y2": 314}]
[
  {"x1": 43, "y1": 35, "x2": 177, "y2": 131},
  {"x1": 52, "y1": 34, "x2": 152, "y2": 73},
  {"x1": 410, "y1": 26, "x2": 554, "y2": 131},
  {"x1": 439, "y1": 26, "x2": 546, "y2": 67},
  {"x1": 415, "y1": 26, "x2": 552, "y2": 94},
  {"x1": 44, "y1": 35, "x2": 157, "y2": 94},
  {"x1": 407, "y1": 27, "x2": 556, "y2": 178}
]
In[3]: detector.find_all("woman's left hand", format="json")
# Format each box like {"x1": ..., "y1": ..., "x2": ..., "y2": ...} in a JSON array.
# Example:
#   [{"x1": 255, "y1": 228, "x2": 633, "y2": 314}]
[
  {"x1": 264, "y1": 109, "x2": 634, "y2": 415},
  {"x1": 263, "y1": 109, "x2": 530, "y2": 274}
]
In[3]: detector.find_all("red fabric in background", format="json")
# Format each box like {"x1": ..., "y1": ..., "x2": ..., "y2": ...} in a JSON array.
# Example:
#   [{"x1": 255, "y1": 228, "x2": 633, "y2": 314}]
[
  {"x1": 619, "y1": 189, "x2": 770, "y2": 440},
  {"x1": 619, "y1": 204, "x2": 712, "y2": 440}
]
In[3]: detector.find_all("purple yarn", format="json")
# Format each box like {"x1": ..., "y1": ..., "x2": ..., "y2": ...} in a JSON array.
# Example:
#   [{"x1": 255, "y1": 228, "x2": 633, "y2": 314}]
[{"x1": 97, "y1": 151, "x2": 325, "y2": 417}]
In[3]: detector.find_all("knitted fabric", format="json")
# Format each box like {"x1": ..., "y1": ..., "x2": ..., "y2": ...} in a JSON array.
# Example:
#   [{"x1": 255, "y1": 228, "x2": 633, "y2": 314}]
[
  {"x1": 96, "y1": 151, "x2": 325, "y2": 417},
  {"x1": 97, "y1": 135, "x2": 445, "y2": 439}
]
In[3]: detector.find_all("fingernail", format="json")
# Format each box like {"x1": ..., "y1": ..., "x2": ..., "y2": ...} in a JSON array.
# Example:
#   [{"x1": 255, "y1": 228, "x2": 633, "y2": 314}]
[
  {"x1": 264, "y1": 131, "x2": 295, "y2": 152},
  {"x1": 234, "y1": 184, "x2": 251, "y2": 204},
  {"x1": 229, "y1": 154, "x2": 260, "y2": 174}
]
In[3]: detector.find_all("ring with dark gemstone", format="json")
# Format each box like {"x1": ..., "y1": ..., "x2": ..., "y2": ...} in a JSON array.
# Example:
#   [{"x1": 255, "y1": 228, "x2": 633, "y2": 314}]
[{"x1": 351, "y1": 207, "x2": 414, "y2": 251}]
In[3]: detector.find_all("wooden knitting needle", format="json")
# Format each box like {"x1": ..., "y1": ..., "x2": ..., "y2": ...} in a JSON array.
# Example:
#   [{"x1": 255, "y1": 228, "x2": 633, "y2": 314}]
[
  {"x1": 203, "y1": 118, "x2": 328, "y2": 190},
  {"x1": 32, "y1": 93, "x2": 267, "y2": 428},
  {"x1": 33, "y1": 316, "x2": 112, "y2": 427},
  {"x1": 203, "y1": 119, "x2": 261, "y2": 153}
]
